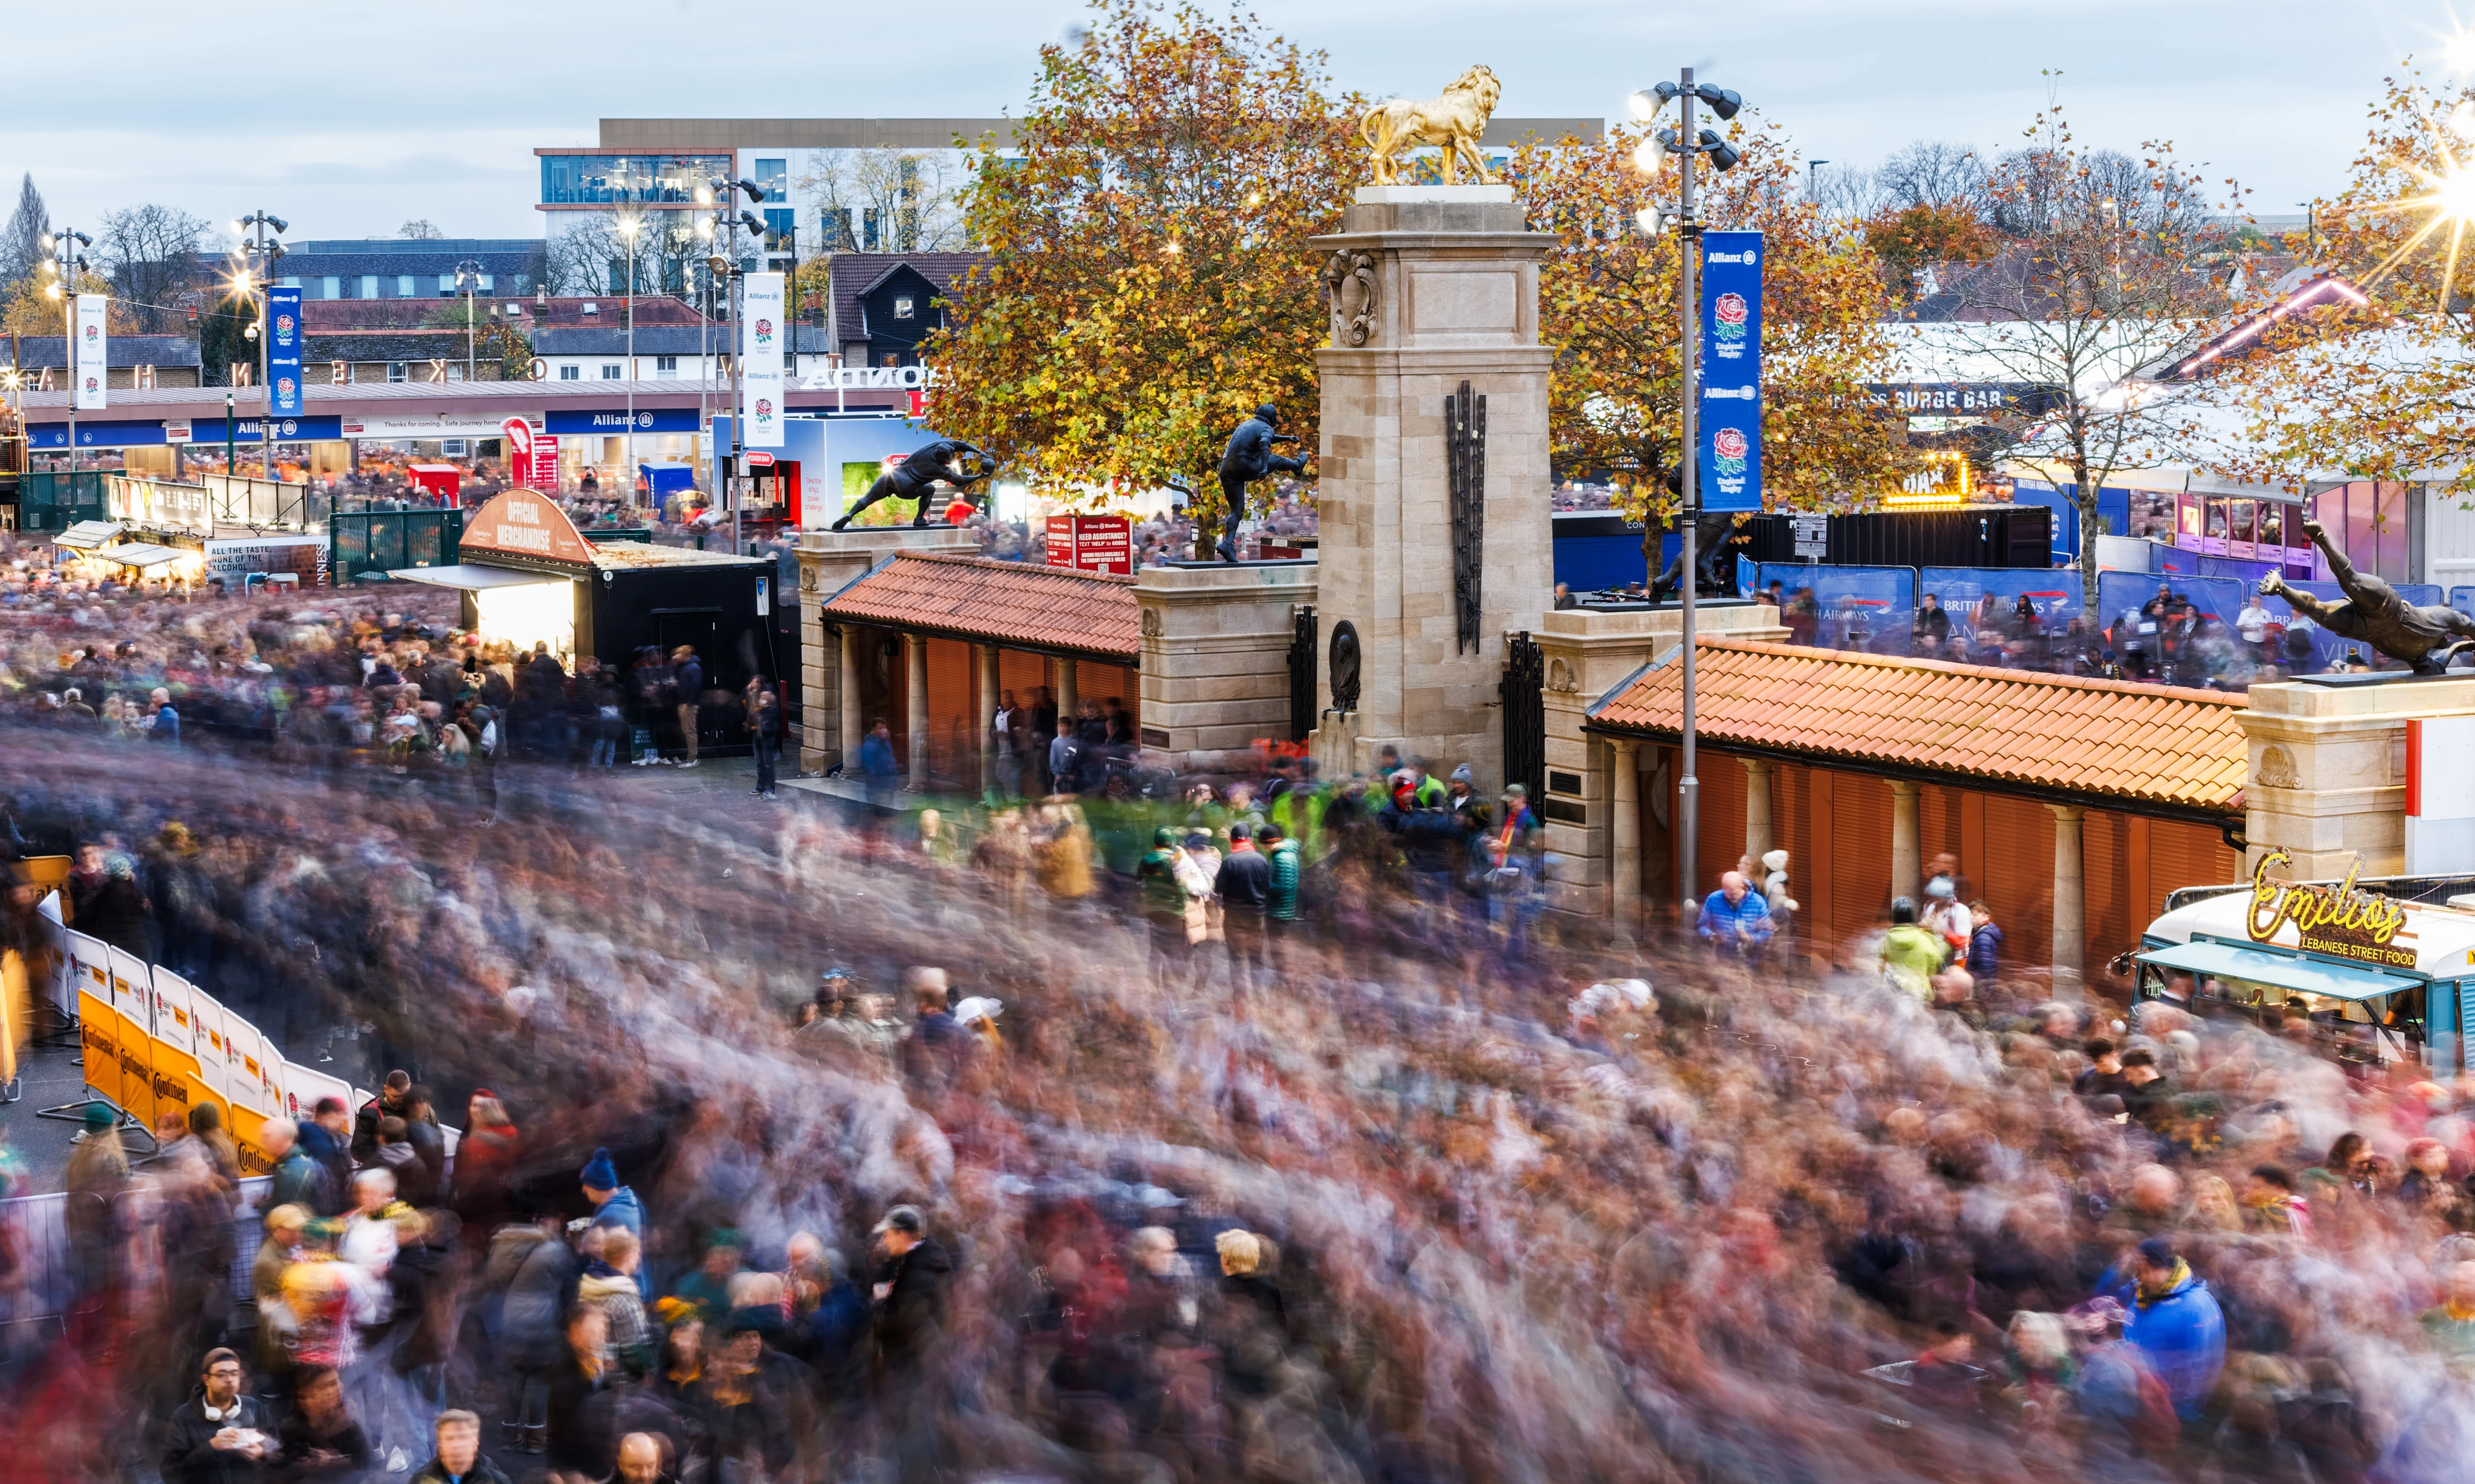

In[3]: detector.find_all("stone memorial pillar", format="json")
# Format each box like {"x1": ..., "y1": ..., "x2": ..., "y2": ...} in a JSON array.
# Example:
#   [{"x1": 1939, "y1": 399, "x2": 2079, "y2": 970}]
[{"x1": 1306, "y1": 184, "x2": 1555, "y2": 791}]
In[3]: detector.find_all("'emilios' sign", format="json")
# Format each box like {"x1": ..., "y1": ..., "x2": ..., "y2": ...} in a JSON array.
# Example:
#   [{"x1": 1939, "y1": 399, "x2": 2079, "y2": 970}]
[{"x1": 2245, "y1": 848, "x2": 2414, "y2": 969}]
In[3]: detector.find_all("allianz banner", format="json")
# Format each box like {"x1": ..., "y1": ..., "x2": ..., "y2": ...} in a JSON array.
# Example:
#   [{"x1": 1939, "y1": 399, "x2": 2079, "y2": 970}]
[
  {"x1": 740, "y1": 271, "x2": 786, "y2": 449},
  {"x1": 267, "y1": 286, "x2": 303, "y2": 417},
  {"x1": 1697, "y1": 232, "x2": 1762, "y2": 513}
]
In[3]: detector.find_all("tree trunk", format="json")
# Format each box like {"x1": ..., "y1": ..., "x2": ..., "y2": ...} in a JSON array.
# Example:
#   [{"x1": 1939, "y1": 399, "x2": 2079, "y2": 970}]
[{"x1": 2073, "y1": 450, "x2": 2100, "y2": 623}]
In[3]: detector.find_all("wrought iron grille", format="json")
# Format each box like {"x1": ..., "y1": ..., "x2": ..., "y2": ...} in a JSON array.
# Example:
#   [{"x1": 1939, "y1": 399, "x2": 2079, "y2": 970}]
[
  {"x1": 1288, "y1": 604, "x2": 1318, "y2": 743},
  {"x1": 1445, "y1": 381, "x2": 1487, "y2": 654},
  {"x1": 1501, "y1": 630, "x2": 1545, "y2": 806}
]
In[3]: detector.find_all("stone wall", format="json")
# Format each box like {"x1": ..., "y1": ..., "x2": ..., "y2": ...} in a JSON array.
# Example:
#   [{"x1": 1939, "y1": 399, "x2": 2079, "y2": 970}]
[
  {"x1": 792, "y1": 526, "x2": 976, "y2": 773},
  {"x1": 1136, "y1": 561, "x2": 1319, "y2": 777},
  {"x1": 2240, "y1": 676, "x2": 2475, "y2": 878}
]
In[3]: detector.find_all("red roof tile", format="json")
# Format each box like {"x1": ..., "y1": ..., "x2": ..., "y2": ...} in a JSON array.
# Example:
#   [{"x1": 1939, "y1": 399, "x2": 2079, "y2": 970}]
[
  {"x1": 1591, "y1": 639, "x2": 2248, "y2": 814},
  {"x1": 819, "y1": 552, "x2": 1138, "y2": 663}
]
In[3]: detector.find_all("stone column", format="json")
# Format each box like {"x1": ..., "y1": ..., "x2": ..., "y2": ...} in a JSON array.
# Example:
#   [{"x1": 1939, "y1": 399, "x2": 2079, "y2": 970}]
[
  {"x1": 1609, "y1": 739, "x2": 1641, "y2": 948},
  {"x1": 906, "y1": 633, "x2": 929, "y2": 792},
  {"x1": 2049, "y1": 804, "x2": 2086, "y2": 989},
  {"x1": 976, "y1": 644, "x2": 999, "y2": 799},
  {"x1": 838, "y1": 625, "x2": 862, "y2": 772},
  {"x1": 1744, "y1": 757, "x2": 1775, "y2": 866},
  {"x1": 1056, "y1": 657, "x2": 1080, "y2": 735},
  {"x1": 1889, "y1": 779, "x2": 1922, "y2": 904}
]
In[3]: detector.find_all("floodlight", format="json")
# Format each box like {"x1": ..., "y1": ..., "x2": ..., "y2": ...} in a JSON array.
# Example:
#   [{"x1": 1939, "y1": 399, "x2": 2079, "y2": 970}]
[
  {"x1": 1700, "y1": 131, "x2": 1742, "y2": 171},
  {"x1": 1693, "y1": 86, "x2": 1742, "y2": 121}
]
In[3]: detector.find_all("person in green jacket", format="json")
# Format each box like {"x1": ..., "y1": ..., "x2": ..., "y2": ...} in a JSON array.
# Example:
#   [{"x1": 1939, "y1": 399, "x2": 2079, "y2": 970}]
[
  {"x1": 1264, "y1": 822, "x2": 1302, "y2": 979},
  {"x1": 1880, "y1": 896, "x2": 1948, "y2": 1000},
  {"x1": 1138, "y1": 827, "x2": 1190, "y2": 983}
]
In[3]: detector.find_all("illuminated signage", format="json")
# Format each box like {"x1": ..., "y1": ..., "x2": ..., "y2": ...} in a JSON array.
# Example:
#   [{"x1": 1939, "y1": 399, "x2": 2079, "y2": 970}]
[{"x1": 2245, "y1": 848, "x2": 2414, "y2": 969}]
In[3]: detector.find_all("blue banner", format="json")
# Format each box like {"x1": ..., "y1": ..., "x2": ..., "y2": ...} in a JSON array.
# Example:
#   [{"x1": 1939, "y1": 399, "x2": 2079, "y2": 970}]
[
  {"x1": 2453, "y1": 586, "x2": 2475, "y2": 622},
  {"x1": 546, "y1": 407, "x2": 702, "y2": 436},
  {"x1": 187, "y1": 415, "x2": 343, "y2": 444},
  {"x1": 27, "y1": 420, "x2": 166, "y2": 450},
  {"x1": 1916, "y1": 568, "x2": 2085, "y2": 647},
  {"x1": 1754, "y1": 562, "x2": 1911, "y2": 653},
  {"x1": 266, "y1": 286, "x2": 302, "y2": 417},
  {"x1": 1697, "y1": 231, "x2": 1762, "y2": 513}
]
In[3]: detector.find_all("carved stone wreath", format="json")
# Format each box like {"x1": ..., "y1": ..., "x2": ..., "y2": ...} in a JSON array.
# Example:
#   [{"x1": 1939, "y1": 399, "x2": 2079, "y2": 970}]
[
  {"x1": 1324, "y1": 250, "x2": 1379, "y2": 347},
  {"x1": 1140, "y1": 606, "x2": 1164, "y2": 638}
]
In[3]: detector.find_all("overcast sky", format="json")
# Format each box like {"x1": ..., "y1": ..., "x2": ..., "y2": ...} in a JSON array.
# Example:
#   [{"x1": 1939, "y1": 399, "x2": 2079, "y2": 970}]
[{"x1": 2, "y1": 0, "x2": 2468, "y2": 245}]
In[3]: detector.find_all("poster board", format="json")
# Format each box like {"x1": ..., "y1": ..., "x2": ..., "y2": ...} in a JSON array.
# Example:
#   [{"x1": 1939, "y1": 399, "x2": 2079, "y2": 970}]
[
  {"x1": 144, "y1": 969, "x2": 207, "y2": 1134},
  {"x1": 69, "y1": 933, "x2": 116, "y2": 1107},
  {"x1": 230, "y1": 1029, "x2": 283, "y2": 1178},
  {"x1": 279, "y1": 1057, "x2": 354, "y2": 1127},
  {"x1": 105, "y1": 947, "x2": 154, "y2": 1126},
  {"x1": 35, "y1": 895, "x2": 71, "y2": 1025}
]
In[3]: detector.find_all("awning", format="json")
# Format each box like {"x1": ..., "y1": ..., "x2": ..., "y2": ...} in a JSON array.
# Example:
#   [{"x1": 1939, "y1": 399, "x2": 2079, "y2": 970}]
[
  {"x1": 387, "y1": 563, "x2": 572, "y2": 591},
  {"x1": 2138, "y1": 938, "x2": 2421, "y2": 1002},
  {"x1": 102, "y1": 543, "x2": 192, "y2": 569},
  {"x1": 52, "y1": 521, "x2": 127, "y2": 551}
]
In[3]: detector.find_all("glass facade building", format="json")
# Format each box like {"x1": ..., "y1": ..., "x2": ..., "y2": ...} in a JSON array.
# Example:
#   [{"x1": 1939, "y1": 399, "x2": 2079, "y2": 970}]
[{"x1": 539, "y1": 153, "x2": 734, "y2": 207}]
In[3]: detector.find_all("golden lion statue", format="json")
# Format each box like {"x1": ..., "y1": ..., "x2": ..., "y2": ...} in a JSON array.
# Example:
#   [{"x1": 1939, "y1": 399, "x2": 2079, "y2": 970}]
[{"x1": 1360, "y1": 65, "x2": 1502, "y2": 186}]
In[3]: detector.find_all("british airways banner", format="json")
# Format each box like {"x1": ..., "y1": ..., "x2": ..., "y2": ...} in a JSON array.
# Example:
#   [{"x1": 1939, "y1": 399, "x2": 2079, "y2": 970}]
[{"x1": 1698, "y1": 231, "x2": 1762, "y2": 513}]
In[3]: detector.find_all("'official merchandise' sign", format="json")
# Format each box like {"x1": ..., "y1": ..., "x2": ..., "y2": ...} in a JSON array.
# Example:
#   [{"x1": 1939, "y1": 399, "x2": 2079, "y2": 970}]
[{"x1": 1697, "y1": 231, "x2": 1762, "y2": 513}]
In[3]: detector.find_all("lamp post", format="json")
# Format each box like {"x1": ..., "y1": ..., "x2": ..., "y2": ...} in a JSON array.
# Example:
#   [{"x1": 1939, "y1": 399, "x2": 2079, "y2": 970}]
[
  {"x1": 1808, "y1": 159, "x2": 1829, "y2": 206},
  {"x1": 709, "y1": 176, "x2": 768, "y2": 557},
  {"x1": 454, "y1": 258, "x2": 483, "y2": 383},
  {"x1": 1628, "y1": 70, "x2": 1746, "y2": 920},
  {"x1": 232, "y1": 210, "x2": 287, "y2": 489},
  {"x1": 615, "y1": 218, "x2": 640, "y2": 502},
  {"x1": 39, "y1": 228, "x2": 92, "y2": 470}
]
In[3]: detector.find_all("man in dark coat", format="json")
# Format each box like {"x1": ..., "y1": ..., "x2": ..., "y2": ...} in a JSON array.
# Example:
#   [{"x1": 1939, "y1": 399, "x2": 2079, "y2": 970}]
[
  {"x1": 161, "y1": 1348, "x2": 276, "y2": 1483},
  {"x1": 829, "y1": 439, "x2": 992, "y2": 530},
  {"x1": 1215, "y1": 405, "x2": 1308, "y2": 562},
  {"x1": 871, "y1": 1204, "x2": 954, "y2": 1375}
]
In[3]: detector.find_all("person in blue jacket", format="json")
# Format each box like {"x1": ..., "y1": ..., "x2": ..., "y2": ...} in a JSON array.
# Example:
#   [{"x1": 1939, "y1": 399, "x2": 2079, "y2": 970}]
[
  {"x1": 1695, "y1": 871, "x2": 1773, "y2": 957},
  {"x1": 2108, "y1": 1234, "x2": 2225, "y2": 1422}
]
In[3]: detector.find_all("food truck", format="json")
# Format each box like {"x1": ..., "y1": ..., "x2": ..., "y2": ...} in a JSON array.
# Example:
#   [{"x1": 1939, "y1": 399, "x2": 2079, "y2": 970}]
[{"x1": 2130, "y1": 849, "x2": 2475, "y2": 1078}]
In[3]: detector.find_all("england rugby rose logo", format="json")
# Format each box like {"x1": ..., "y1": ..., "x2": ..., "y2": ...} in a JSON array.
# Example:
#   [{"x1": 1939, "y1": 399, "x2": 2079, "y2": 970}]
[
  {"x1": 1713, "y1": 426, "x2": 1748, "y2": 476},
  {"x1": 1714, "y1": 291, "x2": 1748, "y2": 341}
]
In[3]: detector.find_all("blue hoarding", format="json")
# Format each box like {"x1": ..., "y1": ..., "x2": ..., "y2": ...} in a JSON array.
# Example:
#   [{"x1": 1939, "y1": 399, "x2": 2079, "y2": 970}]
[
  {"x1": 188, "y1": 415, "x2": 343, "y2": 444},
  {"x1": 1754, "y1": 562, "x2": 1912, "y2": 652},
  {"x1": 1697, "y1": 230, "x2": 1762, "y2": 513},
  {"x1": 266, "y1": 286, "x2": 303, "y2": 417},
  {"x1": 1916, "y1": 567, "x2": 2085, "y2": 645},
  {"x1": 545, "y1": 407, "x2": 702, "y2": 436},
  {"x1": 28, "y1": 420, "x2": 167, "y2": 450}
]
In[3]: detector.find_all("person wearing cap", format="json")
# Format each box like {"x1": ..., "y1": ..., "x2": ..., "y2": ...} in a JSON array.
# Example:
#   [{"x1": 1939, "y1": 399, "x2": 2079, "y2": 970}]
[
  {"x1": 162, "y1": 1347, "x2": 275, "y2": 1482},
  {"x1": 1140, "y1": 827, "x2": 1192, "y2": 981},
  {"x1": 951, "y1": 996, "x2": 1005, "y2": 1055},
  {"x1": 1445, "y1": 764, "x2": 1479, "y2": 820},
  {"x1": 872, "y1": 1204, "x2": 955, "y2": 1376},
  {"x1": 581, "y1": 1146, "x2": 645, "y2": 1243},
  {"x1": 2108, "y1": 1233, "x2": 2225, "y2": 1421},
  {"x1": 1759, "y1": 848, "x2": 1796, "y2": 938}
]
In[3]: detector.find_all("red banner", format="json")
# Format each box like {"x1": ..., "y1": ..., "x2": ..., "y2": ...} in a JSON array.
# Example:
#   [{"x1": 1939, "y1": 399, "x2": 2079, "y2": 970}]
[{"x1": 1045, "y1": 515, "x2": 1133, "y2": 576}]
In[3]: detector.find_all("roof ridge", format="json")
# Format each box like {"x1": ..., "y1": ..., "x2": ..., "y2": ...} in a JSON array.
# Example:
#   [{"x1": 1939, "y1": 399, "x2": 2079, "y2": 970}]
[
  {"x1": 1696, "y1": 637, "x2": 2247, "y2": 708},
  {"x1": 892, "y1": 551, "x2": 1137, "y2": 586}
]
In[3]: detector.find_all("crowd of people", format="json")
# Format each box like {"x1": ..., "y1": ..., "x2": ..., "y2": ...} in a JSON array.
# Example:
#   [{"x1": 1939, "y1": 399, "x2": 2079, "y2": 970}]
[{"x1": 10, "y1": 565, "x2": 2475, "y2": 1481}]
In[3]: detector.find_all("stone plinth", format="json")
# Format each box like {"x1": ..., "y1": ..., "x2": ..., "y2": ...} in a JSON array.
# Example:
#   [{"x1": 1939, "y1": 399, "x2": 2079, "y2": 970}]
[
  {"x1": 793, "y1": 526, "x2": 977, "y2": 772},
  {"x1": 2240, "y1": 675, "x2": 2475, "y2": 878},
  {"x1": 1534, "y1": 603, "x2": 1788, "y2": 913},
  {"x1": 1136, "y1": 560, "x2": 1319, "y2": 776},
  {"x1": 1304, "y1": 185, "x2": 1556, "y2": 794}
]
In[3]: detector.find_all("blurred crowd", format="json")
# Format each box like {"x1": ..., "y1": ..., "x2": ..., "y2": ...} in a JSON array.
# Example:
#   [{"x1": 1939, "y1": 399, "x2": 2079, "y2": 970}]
[{"x1": 5, "y1": 576, "x2": 2475, "y2": 1482}]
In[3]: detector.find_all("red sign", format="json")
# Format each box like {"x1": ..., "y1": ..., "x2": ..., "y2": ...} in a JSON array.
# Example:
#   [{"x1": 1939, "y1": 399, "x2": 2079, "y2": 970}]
[
  {"x1": 525, "y1": 434, "x2": 560, "y2": 492},
  {"x1": 1045, "y1": 514, "x2": 1133, "y2": 576},
  {"x1": 501, "y1": 417, "x2": 536, "y2": 487},
  {"x1": 745, "y1": 451, "x2": 775, "y2": 467}
]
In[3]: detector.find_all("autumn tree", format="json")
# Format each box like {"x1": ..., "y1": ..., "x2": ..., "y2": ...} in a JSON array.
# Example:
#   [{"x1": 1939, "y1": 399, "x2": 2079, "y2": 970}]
[
  {"x1": 1864, "y1": 200, "x2": 1999, "y2": 300},
  {"x1": 1943, "y1": 98, "x2": 2243, "y2": 616},
  {"x1": 926, "y1": 0, "x2": 1357, "y2": 553},
  {"x1": 2, "y1": 269, "x2": 140, "y2": 338},
  {"x1": 2216, "y1": 64, "x2": 2475, "y2": 503},
  {"x1": 1509, "y1": 115, "x2": 1909, "y2": 524}
]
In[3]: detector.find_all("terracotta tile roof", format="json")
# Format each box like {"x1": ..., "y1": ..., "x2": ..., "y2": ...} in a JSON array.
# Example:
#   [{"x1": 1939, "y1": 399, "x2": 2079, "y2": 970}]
[
  {"x1": 820, "y1": 552, "x2": 1137, "y2": 663},
  {"x1": 1590, "y1": 638, "x2": 2250, "y2": 815}
]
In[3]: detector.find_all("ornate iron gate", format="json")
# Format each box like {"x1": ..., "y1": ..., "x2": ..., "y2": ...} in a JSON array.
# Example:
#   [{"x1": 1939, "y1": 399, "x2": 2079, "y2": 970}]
[
  {"x1": 1288, "y1": 604, "x2": 1318, "y2": 743},
  {"x1": 1501, "y1": 630, "x2": 1545, "y2": 805},
  {"x1": 1445, "y1": 381, "x2": 1487, "y2": 654}
]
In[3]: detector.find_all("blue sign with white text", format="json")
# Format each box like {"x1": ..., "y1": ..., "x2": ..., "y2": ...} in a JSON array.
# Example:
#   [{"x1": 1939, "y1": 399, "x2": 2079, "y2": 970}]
[
  {"x1": 545, "y1": 407, "x2": 702, "y2": 436},
  {"x1": 1697, "y1": 230, "x2": 1763, "y2": 513},
  {"x1": 187, "y1": 415, "x2": 343, "y2": 444},
  {"x1": 28, "y1": 420, "x2": 167, "y2": 450},
  {"x1": 266, "y1": 286, "x2": 303, "y2": 417}
]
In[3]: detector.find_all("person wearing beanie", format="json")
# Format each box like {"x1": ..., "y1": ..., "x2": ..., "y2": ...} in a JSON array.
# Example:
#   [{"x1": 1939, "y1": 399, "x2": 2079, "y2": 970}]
[
  {"x1": 582, "y1": 1147, "x2": 645, "y2": 1242},
  {"x1": 1760, "y1": 849, "x2": 1797, "y2": 937},
  {"x1": 2108, "y1": 1234, "x2": 2225, "y2": 1420}
]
